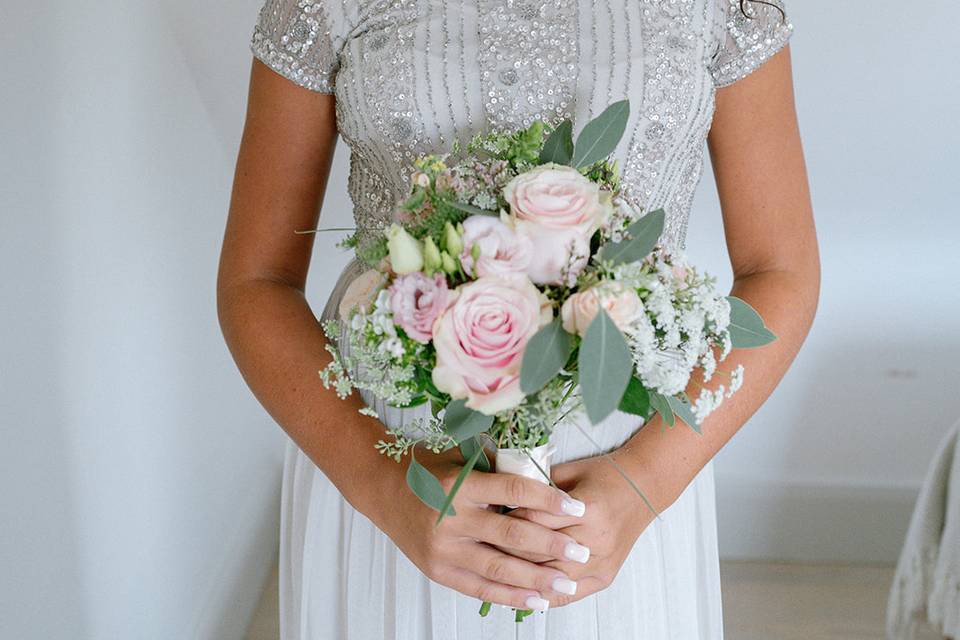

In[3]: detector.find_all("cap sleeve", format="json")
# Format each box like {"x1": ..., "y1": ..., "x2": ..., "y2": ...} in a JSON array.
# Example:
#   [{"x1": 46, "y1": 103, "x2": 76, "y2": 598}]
[
  {"x1": 710, "y1": 0, "x2": 794, "y2": 88},
  {"x1": 250, "y1": 0, "x2": 351, "y2": 94}
]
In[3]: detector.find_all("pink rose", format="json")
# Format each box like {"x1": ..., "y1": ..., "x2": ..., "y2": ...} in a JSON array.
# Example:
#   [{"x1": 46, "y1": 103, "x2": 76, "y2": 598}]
[
  {"x1": 459, "y1": 215, "x2": 533, "y2": 279},
  {"x1": 560, "y1": 281, "x2": 644, "y2": 337},
  {"x1": 503, "y1": 163, "x2": 613, "y2": 284},
  {"x1": 388, "y1": 272, "x2": 449, "y2": 343},
  {"x1": 432, "y1": 276, "x2": 552, "y2": 415}
]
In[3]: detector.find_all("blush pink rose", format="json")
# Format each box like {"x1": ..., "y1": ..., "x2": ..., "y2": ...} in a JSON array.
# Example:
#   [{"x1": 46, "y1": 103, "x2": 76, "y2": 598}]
[
  {"x1": 459, "y1": 215, "x2": 533, "y2": 279},
  {"x1": 560, "y1": 281, "x2": 644, "y2": 337},
  {"x1": 503, "y1": 163, "x2": 613, "y2": 285},
  {"x1": 432, "y1": 275, "x2": 552, "y2": 415},
  {"x1": 388, "y1": 272, "x2": 449, "y2": 343}
]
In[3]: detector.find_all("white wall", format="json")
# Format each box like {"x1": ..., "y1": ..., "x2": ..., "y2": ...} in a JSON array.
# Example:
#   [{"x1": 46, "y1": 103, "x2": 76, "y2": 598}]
[
  {"x1": 2, "y1": 1, "x2": 957, "y2": 638},
  {"x1": 1, "y1": 1, "x2": 293, "y2": 638},
  {"x1": 685, "y1": 1, "x2": 960, "y2": 562}
]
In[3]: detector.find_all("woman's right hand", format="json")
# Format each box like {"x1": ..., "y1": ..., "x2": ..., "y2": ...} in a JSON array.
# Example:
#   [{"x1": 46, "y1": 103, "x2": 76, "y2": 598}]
[{"x1": 368, "y1": 447, "x2": 590, "y2": 612}]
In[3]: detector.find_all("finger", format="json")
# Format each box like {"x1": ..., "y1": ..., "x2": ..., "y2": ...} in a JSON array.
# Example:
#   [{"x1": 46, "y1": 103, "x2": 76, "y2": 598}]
[
  {"x1": 469, "y1": 510, "x2": 591, "y2": 564},
  {"x1": 445, "y1": 568, "x2": 550, "y2": 612},
  {"x1": 508, "y1": 507, "x2": 582, "y2": 531},
  {"x1": 490, "y1": 545, "x2": 554, "y2": 564},
  {"x1": 467, "y1": 473, "x2": 586, "y2": 518},
  {"x1": 465, "y1": 544, "x2": 578, "y2": 598}
]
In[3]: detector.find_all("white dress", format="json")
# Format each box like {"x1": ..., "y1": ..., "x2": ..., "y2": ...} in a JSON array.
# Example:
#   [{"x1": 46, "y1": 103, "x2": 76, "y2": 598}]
[{"x1": 249, "y1": 0, "x2": 793, "y2": 637}]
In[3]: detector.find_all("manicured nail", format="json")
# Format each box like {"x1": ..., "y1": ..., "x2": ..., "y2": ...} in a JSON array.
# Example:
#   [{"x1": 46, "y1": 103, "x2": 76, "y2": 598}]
[
  {"x1": 552, "y1": 577, "x2": 577, "y2": 595},
  {"x1": 525, "y1": 595, "x2": 550, "y2": 612},
  {"x1": 564, "y1": 541, "x2": 590, "y2": 564},
  {"x1": 560, "y1": 495, "x2": 586, "y2": 517}
]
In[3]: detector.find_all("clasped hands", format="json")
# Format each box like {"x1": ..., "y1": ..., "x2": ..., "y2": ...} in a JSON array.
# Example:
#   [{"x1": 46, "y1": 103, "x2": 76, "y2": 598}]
[{"x1": 376, "y1": 447, "x2": 656, "y2": 613}]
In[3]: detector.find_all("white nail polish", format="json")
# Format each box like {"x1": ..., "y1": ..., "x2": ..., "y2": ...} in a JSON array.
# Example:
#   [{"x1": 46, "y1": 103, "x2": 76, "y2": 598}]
[
  {"x1": 552, "y1": 577, "x2": 577, "y2": 595},
  {"x1": 525, "y1": 595, "x2": 550, "y2": 612},
  {"x1": 564, "y1": 541, "x2": 590, "y2": 564},
  {"x1": 560, "y1": 496, "x2": 586, "y2": 517}
]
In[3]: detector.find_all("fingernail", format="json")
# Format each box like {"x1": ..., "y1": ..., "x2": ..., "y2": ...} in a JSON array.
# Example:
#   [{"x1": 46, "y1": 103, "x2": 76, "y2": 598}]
[
  {"x1": 552, "y1": 577, "x2": 577, "y2": 595},
  {"x1": 560, "y1": 495, "x2": 586, "y2": 517},
  {"x1": 525, "y1": 595, "x2": 550, "y2": 612},
  {"x1": 564, "y1": 541, "x2": 590, "y2": 564}
]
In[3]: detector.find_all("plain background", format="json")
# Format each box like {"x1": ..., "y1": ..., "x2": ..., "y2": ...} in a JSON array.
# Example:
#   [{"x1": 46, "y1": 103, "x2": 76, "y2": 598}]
[{"x1": 2, "y1": 1, "x2": 958, "y2": 638}]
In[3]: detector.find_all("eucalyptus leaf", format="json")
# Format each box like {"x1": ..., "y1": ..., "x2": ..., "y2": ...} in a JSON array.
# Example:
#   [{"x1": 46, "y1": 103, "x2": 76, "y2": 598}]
[
  {"x1": 406, "y1": 454, "x2": 451, "y2": 514},
  {"x1": 618, "y1": 376, "x2": 651, "y2": 417},
  {"x1": 578, "y1": 308, "x2": 633, "y2": 425},
  {"x1": 443, "y1": 399, "x2": 494, "y2": 443},
  {"x1": 727, "y1": 296, "x2": 777, "y2": 348},
  {"x1": 666, "y1": 394, "x2": 701, "y2": 434},
  {"x1": 571, "y1": 100, "x2": 630, "y2": 169},
  {"x1": 435, "y1": 443, "x2": 483, "y2": 525},
  {"x1": 447, "y1": 199, "x2": 498, "y2": 218},
  {"x1": 459, "y1": 436, "x2": 491, "y2": 473},
  {"x1": 520, "y1": 319, "x2": 574, "y2": 394},
  {"x1": 539, "y1": 119, "x2": 574, "y2": 165},
  {"x1": 599, "y1": 209, "x2": 665, "y2": 265},
  {"x1": 649, "y1": 392, "x2": 675, "y2": 427}
]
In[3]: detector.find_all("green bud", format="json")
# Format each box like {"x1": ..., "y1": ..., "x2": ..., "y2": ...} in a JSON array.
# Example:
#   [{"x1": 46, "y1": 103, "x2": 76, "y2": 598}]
[
  {"x1": 441, "y1": 251, "x2": 457, "y2": 274},
  {"x1": 443, "y1": 221, "x2": 463, "y2": 256},
  {"x1": 471, "y1": 242, "x2": 482, "y2": 262},
  {"x1": 422, "y1": 236, "x2": 442, "y2": 274}
]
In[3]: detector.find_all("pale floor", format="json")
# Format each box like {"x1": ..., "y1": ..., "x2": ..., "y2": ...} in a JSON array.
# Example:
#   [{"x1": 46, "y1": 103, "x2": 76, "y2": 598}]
[{"x1": 246, "y1": 561, "x2": 947, "y2": 640}]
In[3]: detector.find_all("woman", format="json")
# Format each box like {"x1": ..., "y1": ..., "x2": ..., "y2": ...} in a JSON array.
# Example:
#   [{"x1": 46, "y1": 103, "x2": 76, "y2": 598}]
[{"x1": 217, "y1": 0, "x2": 819, "y2": 637}]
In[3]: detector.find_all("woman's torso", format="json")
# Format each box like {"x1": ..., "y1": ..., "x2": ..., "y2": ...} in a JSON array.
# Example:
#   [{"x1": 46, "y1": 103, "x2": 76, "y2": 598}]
[{"x1": 327, "y1": 0, "x2": 743, "y2": 252}]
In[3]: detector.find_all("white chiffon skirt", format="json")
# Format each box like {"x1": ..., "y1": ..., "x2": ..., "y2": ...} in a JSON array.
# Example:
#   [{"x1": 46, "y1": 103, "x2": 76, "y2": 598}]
[{"x1": 279, "y1": 260, "x2": 724, "y2": 639}]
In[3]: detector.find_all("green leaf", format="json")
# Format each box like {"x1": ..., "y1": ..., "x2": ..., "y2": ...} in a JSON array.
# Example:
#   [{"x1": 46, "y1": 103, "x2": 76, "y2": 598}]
[
  {"x1": 599, "y1": 209, "x2": 665, "y2": 265},
  {"x1": 435, "y1": 443, "x2": 484, "y2": 525},
  {"x1": 520, "y1": 318, "x2": 574, "y2": 394},
  {"x1": 649, "y1": 392, "x2": 675, "y2": 427},
  {"x1": 447, "y1": 199, "x2": 498, "y2": 218},
  {"x1": 571, "y1": 100, "x2": 630, "y2": 169},
  {"x1": 578, "y1": 308, "x2": 633, "y2": 425},
  {"x1": 727, "y1": 296, "x2": 777, "y2": 348},
  {"x1": 539, "y1": 119, "x2": 574, "y2": 165},
  {"x1": 667, "y1": 393, "x2": 701, "y2": 434},
  {"x1": 459, "y1": 436, "x2": 491, "y2": 473},
  {"x1": 406, "y1": 453, "x2": 451, "y2": 514},
  {"x1": 401, "y1": 188, "x2": 427, "y2": 211},
  {"x1": 618, "y1": 376, "x2": 651, "y2": 417},
  {"x1": 443, "y1": 399, "x2": 494, "y2": 443}
]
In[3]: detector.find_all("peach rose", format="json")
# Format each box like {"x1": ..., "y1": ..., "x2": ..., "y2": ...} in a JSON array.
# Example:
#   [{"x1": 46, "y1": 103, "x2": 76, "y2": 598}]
[
  {"x1": 503, "y1": 163, "x2": 613, "y2": 284},
  {"x1": 560, "y1": 281, "x2": 643, "y2": 337},
  {"x1": 432, "y1": 275, "x2": 552, "y2": 415},
  {"x1": 338, "y1": 269, "x2": 386, "y2": 320}
]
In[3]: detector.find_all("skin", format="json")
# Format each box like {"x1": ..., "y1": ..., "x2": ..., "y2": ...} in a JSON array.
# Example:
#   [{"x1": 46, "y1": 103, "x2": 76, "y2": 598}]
[{"x1": 218, "y1": 44, "x2": 818, "y2": 610}]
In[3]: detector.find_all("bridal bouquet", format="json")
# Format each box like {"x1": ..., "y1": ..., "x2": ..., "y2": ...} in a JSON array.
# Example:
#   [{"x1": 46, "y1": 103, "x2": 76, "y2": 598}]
[{"x1": 318, "y1": 100, "x2": 775, "y2": 531}]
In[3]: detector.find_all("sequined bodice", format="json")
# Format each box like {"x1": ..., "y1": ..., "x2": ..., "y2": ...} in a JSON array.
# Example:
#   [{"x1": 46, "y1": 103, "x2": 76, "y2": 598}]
[{"x1": 251, "y1": 0, "x2": 792, "y2": 251}]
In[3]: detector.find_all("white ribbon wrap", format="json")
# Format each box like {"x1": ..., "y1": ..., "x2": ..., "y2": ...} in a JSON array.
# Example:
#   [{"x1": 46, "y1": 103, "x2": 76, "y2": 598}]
[{"x1": 494, "y1": 443, "x2": 556, "y2": 507}]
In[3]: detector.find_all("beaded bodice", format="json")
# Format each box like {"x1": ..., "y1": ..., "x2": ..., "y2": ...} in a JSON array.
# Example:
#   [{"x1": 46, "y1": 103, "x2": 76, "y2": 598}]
[{"x1": 251, "y1": 0, "x2": 791, "y2": 252}]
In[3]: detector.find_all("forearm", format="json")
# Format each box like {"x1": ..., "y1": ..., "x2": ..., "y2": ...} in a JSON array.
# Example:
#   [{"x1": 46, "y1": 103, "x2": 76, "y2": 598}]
[
  {"x1": 614, "y1": 265, "x2": 819, "y2": 511},
  {"x1": 217, "y1": 277, "x2": 397, "y2": 516}
]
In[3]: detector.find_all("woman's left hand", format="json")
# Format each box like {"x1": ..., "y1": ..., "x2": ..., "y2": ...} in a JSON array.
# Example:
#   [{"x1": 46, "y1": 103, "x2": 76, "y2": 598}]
[{"x1": 504, "y1": 453, "x2": 658, "y2": 607}]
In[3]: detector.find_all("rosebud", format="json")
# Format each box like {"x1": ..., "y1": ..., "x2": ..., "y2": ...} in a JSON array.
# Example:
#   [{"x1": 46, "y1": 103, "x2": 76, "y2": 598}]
[
  {"x1": 443, "y1": 221, "x2": 463, "y2": 256},
  {"x1": 423, "y1": 236, "x2": 442, "y2": 275},
  {"x1": 386, "y1": 224, "x2": 423, "y2": 275},
  {"x1": 440, "y1": 251, "x2": 458, "y2": 275},
  {"x1": 411, "y1": 170, "x2": 430, "y2": 188}
]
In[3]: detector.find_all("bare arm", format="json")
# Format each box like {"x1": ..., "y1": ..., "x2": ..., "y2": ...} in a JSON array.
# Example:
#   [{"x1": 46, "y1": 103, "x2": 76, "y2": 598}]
[
  {"x1": 217, "y1": 60, "x2": 591, "y2": 610},
  {"x1": 515, "y1": 46, "x2": 821, "y2": 606}
]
